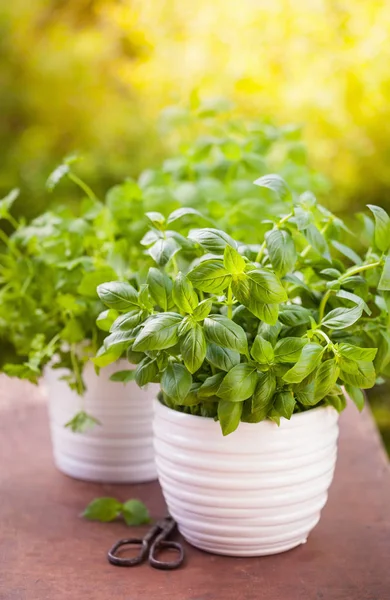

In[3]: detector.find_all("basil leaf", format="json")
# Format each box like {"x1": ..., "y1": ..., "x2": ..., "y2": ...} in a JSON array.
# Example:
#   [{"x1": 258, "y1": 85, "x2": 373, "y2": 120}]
[
  {"x1": 246, "y1": 371, "x2": 276, "y2": 422},
  {"x1": 258, "y1": 321, "x2": 282, "y2": 345},
  {"x1": 217, "y1": 364, "x2": 258, "y2": 402},
  {"x1": 204, "y1": 315, "x2": 248, "y2": 354},
  {"x1": 82, "y1": 498, "x2": 122, "y2": 522},
  {"x1": 304, "y1": 224, "x2": 331, "y2": 261},
  {"x1": 295, "y1": 382, "x2": 316, "y2": 406},
  {"x1": 253, "y1": 174, "x2": 290, "y2": 201},
  {"x1": 96, "y1": 309, "x2": 119, "y2": 332},
  {"x1": 103, "y1": 329, "x2": 135, "y2": 352},
  {"x1": 336, "y1": 290, "x2": 371, "y2": 315},
  {"x1": 326, "y1": 394, "x2": 347, "y2": 413},
  {"x1": 122, "y1": 500, "x2": 151, "y2": 526},
  {"x1": 338, "y1": 343, "x2": 377, "y2": 362},
  {"x1": 250, "y1": 335, "x2": 274, "y2": 364},
  {"x1": 273, "y1": 337, "x2": 307, "y2": 363},
  {"x1": 246, "y1": 269, "x2": 288, "y2": 304},
  {"x1": 321, "y1": 304, "x2": 363, "y2": 330},
  {"x1": 97, "y1": 281, "x2": 139, "y2": 310},
  {"x1": 283, "y1": 343, "x2": 325, "y2": 384},
  {"x1": 278, "y1": 305, "x2": 311, "y2": 327},
  {"x1": 367, "y1": 204, "x2": 390, "y2": 252},
  {"x1": 378, "y1": 254, "x2": 390, "y2": 291},
  {"x1": 135, "y1": 357, "x2": 159, "y2": 387},
  {"x1": 187, "y1": 260, "x2": 232, "y2": 293},
  {"x1": 167, "y1": 207, "x2": 206, "y2": 227},
  {"x1": 331, "y1": 240, "x2": 362, "y2": 265},
  {"x1": 273, "y1": 390, "x2": 296, "y2": 420},
  {"x1": 132, "y1": 313, "x2": 182, "y2": 351},
  {"x1": 344, "y1": 383, "x2": 365, "y2": 412},
  {"x1": 265, "y1": 228, "x2": 297, "y2": 276},
  {"x1": 146, "y1": 211, "x2": 165, "y2": 227},
  {"x1": 192, "y1": 298, "x2": 213, "y2": 321},
  {"x1": 110, "y1": 310, "x2": 144, "y2": 332},
  {"x1": 314, "y1": 359, "x2": 340, "y2": 401},
  {"x1": 147, "y1": 267, "x2": 173, "y2": 311},
  {"x1": 109, "y1": 370, "x2": 136, "y2": 383},
  {"x1": 223, "y1": 245, "x2": 246, "y2": 274},
  {"x1": 92, "y1": 345, "x2": 123, "y2": 368},
  {"x1": 340, "y1": 361, "x2": 376, "y2": 389},
  {"x1": 173, "y1": 272, "x2": 198, "y2": 314},
  {"x1": 198, "y1": 372, "x2": 225, "y2": 398},
  {"x1": 180, "y1": 324, "x2": 206, "y2": 373},
  {"x1": 188, "y1": 228, "x2": 237, "y2": 253},
  {"x1": 251, "y1": 302, "x2": 279, "y2": 325},
  {"x1": 206, "y1": 343, "x2": 241, "y2": 371},
  {"x1": 65, "y1": 411, "x2": 100, "y2": 432},
  {"x1": 148, "y1": 238, "x2": 180, "y2": 266},
  {"x1": 161, "y1": 363, "x2": 192, "y2": 403},
  {"x1": 218, "y1": 400, "x2": 243, "y2": 436}
]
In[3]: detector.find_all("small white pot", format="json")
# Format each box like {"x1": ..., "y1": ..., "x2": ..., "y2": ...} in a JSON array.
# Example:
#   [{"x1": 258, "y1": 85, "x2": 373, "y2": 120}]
[
  {"x1": 153, "y1": 400, "x2": 339, "y2": 556},
  {"x1": 44, "y1": 361, "x2": 158, "y2": 483}
]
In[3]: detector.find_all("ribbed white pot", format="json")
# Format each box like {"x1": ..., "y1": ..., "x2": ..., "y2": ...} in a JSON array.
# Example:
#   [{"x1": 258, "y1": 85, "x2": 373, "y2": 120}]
[
  {"x1": 153, "y1": 400, "x2": 339, "y2": 556},
  {"x1": 44, "y1": 361, "x2": 158, "y2": 483}
]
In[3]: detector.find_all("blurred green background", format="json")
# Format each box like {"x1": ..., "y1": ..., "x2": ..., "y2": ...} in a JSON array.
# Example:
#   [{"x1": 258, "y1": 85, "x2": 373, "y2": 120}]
[{"x1": 1, "y1": 0, "x2": 390, "y2": 449}]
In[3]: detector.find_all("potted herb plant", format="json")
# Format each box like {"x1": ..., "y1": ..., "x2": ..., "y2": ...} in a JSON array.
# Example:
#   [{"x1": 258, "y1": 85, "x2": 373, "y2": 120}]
[{"x1": 97, "y1": 175, "x2": 390, "y2": 555}]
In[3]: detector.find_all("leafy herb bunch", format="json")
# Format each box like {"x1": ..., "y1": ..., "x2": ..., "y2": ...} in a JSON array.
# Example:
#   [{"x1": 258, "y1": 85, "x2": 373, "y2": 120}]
[{"x1": 96, "y1": 175, "x2": 390, "y2": 435}]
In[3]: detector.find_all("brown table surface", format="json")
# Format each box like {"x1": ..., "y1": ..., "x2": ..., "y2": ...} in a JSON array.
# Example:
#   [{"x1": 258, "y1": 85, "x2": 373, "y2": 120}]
[{"x1": 0, "y1": 379, "x2": 390, "y2": 600}]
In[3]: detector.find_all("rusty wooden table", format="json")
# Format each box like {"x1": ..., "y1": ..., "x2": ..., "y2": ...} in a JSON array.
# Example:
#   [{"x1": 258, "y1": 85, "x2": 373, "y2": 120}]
[{"x1": 0, "y1": 379, "x2": 390, "y2": 600}]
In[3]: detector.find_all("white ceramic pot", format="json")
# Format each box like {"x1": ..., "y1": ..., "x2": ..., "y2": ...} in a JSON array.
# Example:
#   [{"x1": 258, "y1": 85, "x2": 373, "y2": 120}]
[
  {"x1": 153, "y1": 400, "x2": 339, "y2": 556},
  {"x1": 44, "y1": 361, "x2": 158, "y2": 483}
]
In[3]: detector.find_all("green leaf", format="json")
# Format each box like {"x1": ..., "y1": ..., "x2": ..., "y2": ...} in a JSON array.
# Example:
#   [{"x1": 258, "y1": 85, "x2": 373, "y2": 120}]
[
  {"x1": 132, "y1": 313, "x2": 182, "y2": 351},
  {"x1": 253, "y1": 174, "x2": 290, "y2": 201},
  {"x1": 167, "y1": 207, "x2": 207, "y2": 227},
  {"x1": 173, "y1": 272, "x2": 198, "y2": 314},
  {"x1": 204, "y1": 315, "x2": 248, "y2": 354},
  {"x1": 326, "y1": 393, "x2": 347, "y2": 413},
  {"x1": 251, "y1": 302, "x2": 279, "y2": 325},
  {"x1": 180, "y1": 324, "x2": 206, "y2": 373},
  {"x1": 278, "y1": 305, "x2": 311, "y2": 327},
  {"x1": 82, "y1": 497, "x2": 122, "y2": 522},
  {"x1": 46, "y1": 163, "x2": 70, "y2": 191},
  {"x1": 135, "y1": 357, "x2": 159, "y2": 387},
  {"x1": 192, "y1": 298, "x2": 213, "y2": 321},
  {"x1": 122, "y1": 500, "x2": 151, "y2": 526},
  {"x1": 96, "y1": 309, "x2": 119, "y2": 332},
  {"x1": 161, "y1": 363, "x2": 192, "y2": 403},
  {"x1": 147, "y1": 268, "x2": 173, "y2": 311},
  {"x1": 244, "y1": 371, "x2": 276, "y2": 422},
  {"x1": 97, "y1": 281, "x2": 139, "y2": 310},
  {"x1": 218, "y1": 400, "x2": 243, "y2": 436},
  {"x1": 246, "y1": 269, "x2": 288, "y2": 304},
  {"x1": 110, "y1": 310, "x2": 144, "y2": 332},
  {"x1": 109, "y1": 370, "x2": 136, "y2": 383},
  {"x1": 295, "y1": 382, "x2": 316, "y2": 406},
  {"x1": 273, "y1": 391, "x2": 296, "y2": 420},
  {"x1": 304, "y1": 224, "x2": 331, "y2": 261},
  {"x1": 283, "y1": 343, "x2": 325, "y2": 384},
  {"x1": 187, "y1": 260, "x2": 232, "y2": 293},
  {"x1": 198, "y1": 372, "x2": 225, "y2": 398},
  {"x1": 250, "y1": 335, "x2": 274, "y2": 364},
  {"x1": 188, "y1": 228, "x2": 237, "y2": 253},
  {"x1": 338, "y1": 343, "x2": 377, "y2": 362},
  {"x1": 314, "y1": 360, "x2": 340, "y2": 401},
  {"x1": 0, "y1": 188, "x2": 19, "y2": 218},
  {"x1": 367, "y1": 204, "x2": 390, "y2": 252},
  {"x1": 93, "y1": 345, "x2": 123, "y2": 368},
  {"x1": 65, "y1": 411, "x2": 101, "y2": 432},
  {"x1": 265, "y1": 229, "x2": 297, "y2": 276},
  {"x1": 217, "y1": 364, "x2": 258, "y2": 402},
  {"x1": 344, "y1": 384, "x2": 365, "y2": 412},
  {"x1": 103, "y1": 329, "x2": 135, "y2": 352},
  {"x1": 331, "y1": 240, "x2": 362, "y2": 265},
  {"x1": 340, "y1": 361, "x2": 376, "y2": 389},
  {"x1": 273, "y1": 337, "x2": 307, "y2": 363},
  {"x1": 206, "y1": 343, "x2": 241, "y2": 371},
  {"x1": 146, "y1": 211, "x2": 165, "y2": 227},
  {"x1": 148, "y1": 238, "x2": 180, "y2": 266},
  {"x1": 378, "y1": 254, "x2": 390, "y2": 291},
  {"x1": 321, "y1": 304, "x2": 363, "y2": 330},
  {"x1": 223, "y1": 245, "x2": 246, "y2": 274}
]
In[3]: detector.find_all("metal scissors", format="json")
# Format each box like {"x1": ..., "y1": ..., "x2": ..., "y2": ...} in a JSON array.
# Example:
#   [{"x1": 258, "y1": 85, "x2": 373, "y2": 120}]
[{"x1": 107, "y1": 516, "x2": 184, "y2": 570}]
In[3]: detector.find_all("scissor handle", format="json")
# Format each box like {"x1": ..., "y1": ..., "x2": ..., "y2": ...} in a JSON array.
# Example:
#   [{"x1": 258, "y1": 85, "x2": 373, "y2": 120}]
[
  {"x1": 149, "y1": 539, "x2": 185, "y2": 570},
  {"x1": 107, "y1": 537, "x2": 149, "y2": 567}
]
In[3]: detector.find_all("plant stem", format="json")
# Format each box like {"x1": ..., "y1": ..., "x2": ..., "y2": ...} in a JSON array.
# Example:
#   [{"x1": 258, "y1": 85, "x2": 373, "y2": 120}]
[
  {"x1": 0, "y1": 229, "x2": 22, "y2": 258},
  {"x1": 227, "y1": 284, "x2": 233, "y2": 319},
  {"x1": 318, "y1": 289, "x2": 332, "y2": 323},
  {"x1": 68, "y1": 173, "x2": 97, "y2": 202},
  {"x1": 278, "y1": 212, "x2": 294, "y2": 227},
  {"x1": 314, "y1": 329, "x2": 332, "y2": 345},
  {"x1": 255, "y1": 241, "x2": 266, "y2": 263},
  {"x1": 70, "y1": 344, "x2": 84, "y2": 398},
  {"x1": 339, "y1": 261, "x2": 381, "y2": 281}
]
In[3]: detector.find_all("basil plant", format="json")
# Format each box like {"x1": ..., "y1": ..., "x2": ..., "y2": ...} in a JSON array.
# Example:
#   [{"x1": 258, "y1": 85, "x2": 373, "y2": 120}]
[{"x1": 96, "y1": 175, "x2": 390, "y2": 435}]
